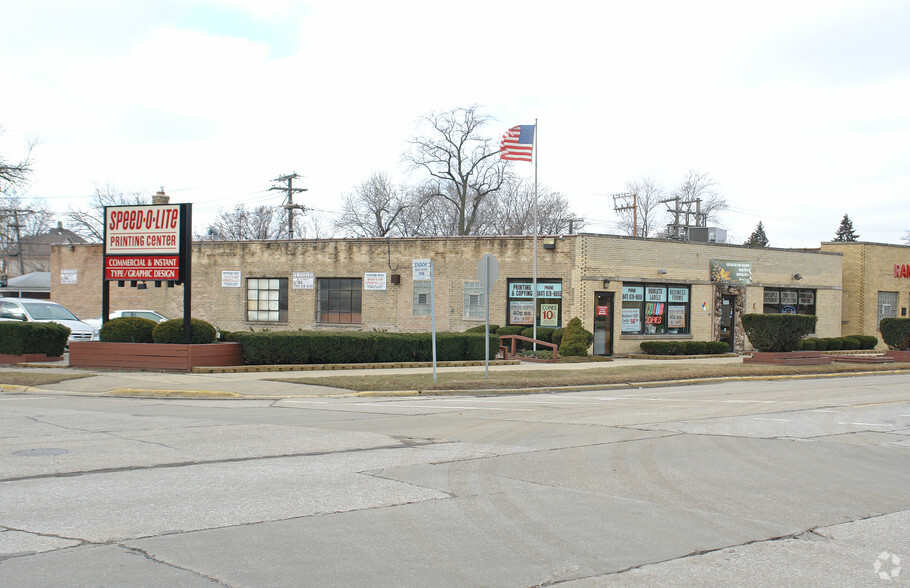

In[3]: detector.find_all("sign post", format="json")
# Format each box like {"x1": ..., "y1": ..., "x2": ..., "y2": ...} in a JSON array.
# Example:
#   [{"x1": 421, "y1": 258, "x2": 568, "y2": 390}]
[
  {"x1": 413, "y1": 259, "x2": 436, "y2": 382},
  {"x1": 477, "y1": 254, "x2": 499, "y2": 378}
]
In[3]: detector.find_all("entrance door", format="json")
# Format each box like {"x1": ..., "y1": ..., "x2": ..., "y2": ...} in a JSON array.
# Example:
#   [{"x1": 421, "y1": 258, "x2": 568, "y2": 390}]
[
  {"x1": 719, "y1": 295, "x2": 736, "y2": 351},
  {"x1": 593, "y1": 291, "x2": 614, "y2": 356}
]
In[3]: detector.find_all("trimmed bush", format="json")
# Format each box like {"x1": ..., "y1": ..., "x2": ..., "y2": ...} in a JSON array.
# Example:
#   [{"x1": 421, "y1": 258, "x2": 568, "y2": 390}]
[
  {"x1": 551, "y1": 328, "x2": 566, "y2": 347},
  {"x1": 840, "y1": 337, "x2": 860, "y2": 350},
  {"x1": 99, "y1": 317, "x2": 157, "y2": 343},
  {"x1": 521, "y1": 327, "x2": 555, "y2": 343},
  {"x1": 880, "y1": 318, "x2": 910, "y2": 350},
  {"x1": 465, "y1": 324, "x2": 499, "y2": 334},
  {"x1": 854, "y1": 335, "x2": 878, "y2": 349},
  {"x1": 707, "y1": 341, "x2": 732, "y2": 354},
  {"x1": 684, "y1": 341, "x2": 708, "y2": 355},
  {"x1": 639, "y1": 341, "x2": 686, "y2": 355},
  {"x1": 0, "y1": 321, "x2": 70, "y2": 357},
  {"x1": 496, "y1": 326, "x2": 525, "y2": 337},
  {"x1": 559, "y1": 317, "x2": 594, "y2": 357},
  {"x1": 798, "y1": 338, "x2": 817, "y2": 351},
  {"x1": 152, "y1": 318, "x2": 218, "y2": 344},
  {"x1": 823, "y1": 337, "x2": 842, "y2": 351},
  {"x1": 814, "y1": 337, "x2": 828, "y2": 351},
  {"x1": 741, "y1": 313, "x2": 818, "y2": 352}
]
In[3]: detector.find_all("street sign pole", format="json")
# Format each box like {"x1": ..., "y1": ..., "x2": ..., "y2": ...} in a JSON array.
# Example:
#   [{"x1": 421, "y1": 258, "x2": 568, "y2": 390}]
[
  {"x1": 430, "y1": 260, "x2": 436, "y2": 383},
  {"x1": 477, "y1": 254, "x2": 499, "y2": 379}
]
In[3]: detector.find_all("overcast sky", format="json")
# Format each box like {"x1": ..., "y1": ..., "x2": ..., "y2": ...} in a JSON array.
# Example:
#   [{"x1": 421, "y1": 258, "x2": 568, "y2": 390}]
[{"x1": 2, "y1": 0, "x2": 908, "y2": 247}]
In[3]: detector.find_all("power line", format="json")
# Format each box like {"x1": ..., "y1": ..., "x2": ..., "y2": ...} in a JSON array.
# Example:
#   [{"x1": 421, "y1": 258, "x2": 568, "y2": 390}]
[{"x1": 269, "y1": 173, "x2": 307, "y2": 240}]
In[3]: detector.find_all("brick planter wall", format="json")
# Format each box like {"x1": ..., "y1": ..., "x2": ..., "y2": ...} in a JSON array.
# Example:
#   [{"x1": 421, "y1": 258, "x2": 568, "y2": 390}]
[{"x1": 68, "y1": 342, "x2": 243, "y2": 372}]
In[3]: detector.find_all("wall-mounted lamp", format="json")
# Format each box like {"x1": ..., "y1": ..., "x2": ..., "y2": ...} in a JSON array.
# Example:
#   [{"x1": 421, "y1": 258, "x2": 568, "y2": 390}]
[
  {"x1": 657, "y1": 269, "x2": 668, "y2": 274},
  {"x1": 602, "y1": 279, "x2": 611, "y2": 288},
  {"x1": 793, "y1": 273, "x2": 802, "y2": 281},
  {"x1": 390, "y1": 274, "x2": 401, "y2": 285}
]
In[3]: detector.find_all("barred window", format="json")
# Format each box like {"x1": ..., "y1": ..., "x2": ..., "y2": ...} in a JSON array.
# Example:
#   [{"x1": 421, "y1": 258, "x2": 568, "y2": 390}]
[
  {"x1": 413, "y1": 280, "x2": 432, "y2": 316},
  {"x1": 878, "y1": 291, "x2": 898, "y2": 329},
  {"x1": 464, "y1": 281, "x2": 485, "y2": 319},
  {"x1": 317, "y1": 278, "x2": 362, "y2": 324},
  {"x1": 247, "y1": 278, "x2": 288, "y2": 322}
]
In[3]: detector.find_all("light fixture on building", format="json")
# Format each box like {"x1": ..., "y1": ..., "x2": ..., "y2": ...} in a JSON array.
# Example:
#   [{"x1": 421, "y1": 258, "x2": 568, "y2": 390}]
[
  {"x1": 602, "y1": 279, "x2": 610, "y2": 288},
  {"x1": 657, "y1": 269, "x2": 668, "y2": 274},
  {"x1": 136, "y1": 281, "x2": 148, "y2": 290},
  {"x1": 793, "y1": 273, "x2": 802, "y2": 280}
]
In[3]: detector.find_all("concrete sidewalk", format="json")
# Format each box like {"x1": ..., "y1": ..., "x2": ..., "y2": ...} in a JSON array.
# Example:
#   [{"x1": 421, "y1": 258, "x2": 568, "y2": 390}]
[{"x1": 0, "y1": 356, "x2": 747, "y2": 398}]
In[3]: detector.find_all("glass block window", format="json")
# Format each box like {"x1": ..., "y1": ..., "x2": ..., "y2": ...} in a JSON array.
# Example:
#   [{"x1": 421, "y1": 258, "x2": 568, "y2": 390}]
[
  {"x1": 413, "y1": 280, "x2": 432, "y2": 316},
  {"x1": 317, "y1": 278, "x2": 362, "y2": 324},
  {"x1": 247, "y1": 278, "x2": 288, "y2": 322},
  {"x1": 464, "y1": 281, "x2": 485, "y2": 319},
  {"x1": 878, "y1": 291, "x2": 898, "y2": 329}
]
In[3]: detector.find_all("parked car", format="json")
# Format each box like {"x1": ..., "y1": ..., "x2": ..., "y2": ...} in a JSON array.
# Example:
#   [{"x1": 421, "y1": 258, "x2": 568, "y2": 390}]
[
  {"x1": 0, "y1": 297, "x2": 99, "y2": 343},
  {"x1": 83, "y1": 310, "x2": 169, "y2": 331}
]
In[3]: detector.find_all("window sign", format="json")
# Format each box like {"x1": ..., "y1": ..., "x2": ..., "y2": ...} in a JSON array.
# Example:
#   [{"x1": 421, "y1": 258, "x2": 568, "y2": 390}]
[
  {"x1": 509, "y1": 282, "x2": 535, "y2": 298},
  {"x1": 764, "y1": 290, "x2": 780, "y2": 305},
  {"x1": 364, "y1": 272, "x2": 387, "y2": 290},
  {"x1": 510, "y1": 300, "x2": 535, "y2": 325},
  {"x1": 222, "y1": 271, "x2": 241, "y2": 287},
  {"x1": 293, "y1": 271, "x2": 314, "y2": 289},
  {"x1": 645, "y1": 302, "x2": 665, "y2": 325},
  {"x1": 508, "y1": 282, "x2": 562, "y2": 298},
  {"x1": 780, "y1": 290, "x2": 798, "y2": 305},
  {"x1": 798, "y1": 291, "x2": 814, "y2": 306},
  {"x1": 540, "y1": 303, "x2": 559, "y2": 327},
  {"x1": 646, "y1": 286, "x2": 667, "y2": 302},
  {"x1": 537, "y1": 282, "x2": 562, "y2": 298},
  {"x1": 622, "y1": 286, "x2": 644, "y2": 302},
  {"x1": 668, "y1": 305, "x2": 687, "y2": 328},
  {"x1": 668, "y1": 287, "x2": 688, "y2": 303},
  {"x1": 622, "y1": 309, "x2": 641, "y2": 331}
]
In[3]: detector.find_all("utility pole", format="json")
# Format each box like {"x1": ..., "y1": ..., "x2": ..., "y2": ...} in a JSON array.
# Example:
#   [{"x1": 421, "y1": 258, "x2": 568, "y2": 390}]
[
  {"x1": 269, "y1": 173, "x2": 307, "y2": 240},
  {"x1": 660, "y1": 196, "x2": 706, "y2": 241},
  {"x1": 0, "y1": 208, "x2": 33, "y2": 275},
  {"x1": 612, "y1": 192, "x2": 638, "y2": 237}
]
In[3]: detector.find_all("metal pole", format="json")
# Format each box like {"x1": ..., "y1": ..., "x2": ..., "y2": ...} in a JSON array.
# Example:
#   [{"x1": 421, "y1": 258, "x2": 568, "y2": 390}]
[
  {"x1": 431, "y1": 260, "x2": 437, "y2": 383},
  {"x1": 484, "y1": 260, "x2": 490, "y2": 379},
  {"x1": 532, "y1": 118, "x2": 538, "y2": 350}
]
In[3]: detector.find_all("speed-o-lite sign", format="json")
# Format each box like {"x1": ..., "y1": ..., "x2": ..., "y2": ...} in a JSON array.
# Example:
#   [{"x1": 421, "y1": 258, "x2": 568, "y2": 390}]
[{"x1": 103, "y1": 204, "x2": 190, "y2": 282}]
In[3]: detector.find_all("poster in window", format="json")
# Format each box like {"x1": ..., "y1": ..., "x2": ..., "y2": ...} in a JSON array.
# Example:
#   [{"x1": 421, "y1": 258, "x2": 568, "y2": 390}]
[
  {"x1": 540, "y1": 303, "x2": 559, "y2": 327},
  {"x1": 646, "y1": 286, "x2": 667, "y2": 302},
  {"x1": 764, "y1": 290, "x2": 779, "y2": 305},
  {"x1": 668, "y1": 287, "x2": 688, "y2": 303},
  {"x1": 668, "y1": 305, "x2": 686, "y2": 328},
  {"x1": 622, "y1": 286, "x2": 644, "y2": 302},
  {"x1": 798, "y1": 291, "x2": 814, "y2": 305},
  {"x1": 780, "y1": 290, "x2": 798, "y2": 305},
  {"x1": 622, "y1": 308, "x2": 641, "y2": 331},
  {"x1": 645, "y1": 302, "x2": 665, "y2": 325},
  {"x1": 510, "y1": 301, "x2": 535, "y2": 325}
]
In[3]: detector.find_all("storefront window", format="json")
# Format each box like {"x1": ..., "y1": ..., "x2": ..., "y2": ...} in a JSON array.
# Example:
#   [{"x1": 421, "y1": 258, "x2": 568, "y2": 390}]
[
  {"x1": 247, "y1": 278, "x2": 288, "y2": 323},
  {"x1": 506, "y1": 279, "x2": 562, "y2": 327},
  {"x1": 621, "y1": 284, "x2": 690, "y2": 335},
  {"x1": 317, "y1": 278, "x2": 362, "y2": 324},
  {"x1": 763, "y1": 288, "x2": 816, "y2": 316}
]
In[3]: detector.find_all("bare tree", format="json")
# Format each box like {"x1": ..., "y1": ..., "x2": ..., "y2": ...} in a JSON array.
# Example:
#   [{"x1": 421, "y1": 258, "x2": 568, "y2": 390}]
[
  {"x1": 200, "y1": 204, "x2": 288, "y2": 240},
  {"x1": 66, "y1": 183, "x2": 148, "y2": 242},
  {"x1": 1, "y1": 192, "x2": 55, "y2": 274},
  {"x1": 334, "y1": 172, "x2": 409, "y2": 237},
  {"x1": 0, "y1": 127, "x2": 35, "y2": 193},
  {"x1": 903, "y1": 230, "x2": 910, "y2": 246},
  {"x1": 670, "y1": 170, "x2": 728, "y2": 224},
  {"x1": 404, "y1": 106, "x2": 510, "y2": 235},
  {"x1": 616, "y1": 177, "x2": 666, "y2": 238},
  {"x1": 482, "y1": 181, "x2": 584, "y2": 235}
]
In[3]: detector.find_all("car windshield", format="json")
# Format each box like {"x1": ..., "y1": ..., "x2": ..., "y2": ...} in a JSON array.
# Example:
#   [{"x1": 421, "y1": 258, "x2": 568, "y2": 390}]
[{"x1": 22, "y1": 302, "x2": 80, "y2": 321}]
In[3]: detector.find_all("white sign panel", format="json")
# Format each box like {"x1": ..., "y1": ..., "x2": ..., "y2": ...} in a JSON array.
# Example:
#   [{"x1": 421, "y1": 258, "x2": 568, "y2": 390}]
[
  {"x1": 622, "y1": 308, "x2": 641, "y2": 331},
  {"x1": 221, "y1": 271, "x2": 241, "y2": 288},
  {"x1": 413, "y1": 259, "x2": 433, "y2": 281},
  {"x1": 540, "y1": 303, "x2": 559, "y2": 327},
  {"x1": 510, "y1": 301, "x2": 534, "y2": 325},
  {"x1": 105, "y1": 205, "x2": 181, "y2": 254},
  {"x1": 668, "y1": 287, "x2": 689, "y2": 303},
  {"x1": 622, "y1": 286, "x2": 644, "y2": 302},
  {"x1": 293, "y1": 271, "x2": 314, "y2": 289},
  {"x1": 646, "y1": 286, "x2": 667, "y2": 302},
  {"x1": 364, "y1": 272, "x2": 387, "y2": 290},
  {"x1": 60, "y1": 269, "x2": 78, "y2": 284}
]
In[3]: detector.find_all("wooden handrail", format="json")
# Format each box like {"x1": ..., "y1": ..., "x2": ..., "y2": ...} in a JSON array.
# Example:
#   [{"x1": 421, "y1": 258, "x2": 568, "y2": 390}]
[{"x1": 498, "y1": 335, "x2": 558, "y2": 362}]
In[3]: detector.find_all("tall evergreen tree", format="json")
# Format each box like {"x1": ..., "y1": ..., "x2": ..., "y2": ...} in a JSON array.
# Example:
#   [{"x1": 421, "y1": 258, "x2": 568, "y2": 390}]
[
  {"x1": 833, "y1": 214, "x2": 860, "y2": 241},
  {"x1": 744, "y1": 221, "x2": 769, "y2": 248}
]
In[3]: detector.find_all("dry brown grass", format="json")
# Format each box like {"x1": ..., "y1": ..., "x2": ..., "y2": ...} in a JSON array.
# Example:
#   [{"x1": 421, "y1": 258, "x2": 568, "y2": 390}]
[
  {"x1": 0, "y1": 371, "x2": 92, "y2": 387},
  {"x1": 269, "y1": 362, "x2": 910, "y2": 392}
]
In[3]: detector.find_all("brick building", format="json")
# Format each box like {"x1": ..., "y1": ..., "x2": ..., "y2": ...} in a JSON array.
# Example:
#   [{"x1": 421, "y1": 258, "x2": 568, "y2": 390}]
[
  {"x1": 820, "y1": 241, "x2": 910, "y2": 343},
  {"x1": 51, "y1": 233, "x2": 843, "y2": 355}
]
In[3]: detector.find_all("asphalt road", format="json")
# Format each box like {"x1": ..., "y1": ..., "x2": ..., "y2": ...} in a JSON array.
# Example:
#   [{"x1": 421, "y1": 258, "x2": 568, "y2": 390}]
[{"x1": 2, "y1": 374, "x2": 910, "y2": 586}]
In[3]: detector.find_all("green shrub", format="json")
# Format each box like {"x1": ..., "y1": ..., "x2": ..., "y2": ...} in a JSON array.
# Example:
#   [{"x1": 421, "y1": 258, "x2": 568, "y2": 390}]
[
  {"x1": 707, "y1": 341, "x2": 732, "y2": 354},
  {"x1": 798, "y1": 338, "x2": 817, "y2": 351},
  {"x1": 99, "y1": 317, "x2": 157, "y2": 343},
  {"x1": 521, "y1": 327, "x2": 555, "y2": 343},
  {"x1": 465, "y1": 324, "x2": 499, "y2": 334},
  {"x1": 880, "y1": 318, "x2": 910, "y2": 350},
  {"x1": 152, "y1": 318, "x2": 217, "y2": 344},
  {"x1": 684, "y1": 341, "x2": 708, "y2": 355},
  {"x1": 496, "y1": 326, "x2": 525, "y2": 337},
  {"x1": 0, "y1": 322, "x2": 70, "y2": 357},
  {"x1": 840, "y1": 337, "x2": 860, "y2": 350},
  {"x1": 741, "y1": 313, "x2": 818, "y2": 352},
  {"x1": 813, "y1": 337, "x2": 828, "y2": 351},
  {"x1": 854, "y1": 335, "x2": 878, "y2": 349},
  {"x1": 639, "y1": 341, "x2": 686, "y2": 355},
  {"x1": 559, "y1": 317, "x2": 594, "y2": 357},
  {"x1": 824, "y1": 337, "x2": 842, "y2": 351},
  {"x1": 551, "y1": 328, "x2": 565, "y2": 346}
]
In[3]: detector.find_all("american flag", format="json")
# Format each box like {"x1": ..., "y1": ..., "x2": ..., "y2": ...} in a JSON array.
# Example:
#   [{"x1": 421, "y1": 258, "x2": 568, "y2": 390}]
[{"x1": 500, "y1": 125, "x2": 535, "y2": 162}]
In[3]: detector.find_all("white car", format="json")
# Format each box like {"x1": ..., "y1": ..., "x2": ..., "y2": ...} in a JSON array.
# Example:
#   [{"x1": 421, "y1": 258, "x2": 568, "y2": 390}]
[
  {"x1": 0, "y1": 297, "x2": 99, "y2": 342},
  {"x1": 83, "y1": 310, "x2": 169, "y2": 330}
]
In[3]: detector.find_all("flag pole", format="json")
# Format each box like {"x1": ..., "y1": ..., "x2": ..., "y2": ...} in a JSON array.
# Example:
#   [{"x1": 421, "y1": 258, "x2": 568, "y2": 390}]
[{"x1": 532, "y1": 118, "x2": 538, "y2": 350}]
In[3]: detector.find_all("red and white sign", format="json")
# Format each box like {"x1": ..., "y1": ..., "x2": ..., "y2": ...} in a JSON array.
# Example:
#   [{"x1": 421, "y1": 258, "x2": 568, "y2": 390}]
[
  {"x1": 895, "y1": 264, "x2": 910, "y2": 278},
  {"x1": 105, "y1": 256, "x2": 179, "y2": 280},
  {"x1": 596, "y1": 305, "x2": 609, "y2": 316},
  {"x1": 105, "y1": 205, "x2": 181, "y2": 254}
]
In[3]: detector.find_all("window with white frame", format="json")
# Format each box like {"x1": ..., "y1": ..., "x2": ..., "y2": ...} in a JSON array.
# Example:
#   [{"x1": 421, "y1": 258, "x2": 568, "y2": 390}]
[
  {"x1": 464, "y1": 281, "x2": 484, "y2": 319},
  {"x1": 413, "y1": 280, "x2": 431, "y2": 316},
  {"x1": 247, "y1": 278, "x2": 288, "y2": 322},
  {"x1": 878, "y1": 291, "x2": 898, "y2": 329}
]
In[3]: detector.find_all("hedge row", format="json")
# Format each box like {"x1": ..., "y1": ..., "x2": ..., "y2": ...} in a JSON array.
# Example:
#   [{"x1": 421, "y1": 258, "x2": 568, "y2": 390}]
[
  {"x1": 880, "y1": 318, "x2": 910, "y2": 351},
  {"x1": 99, "y1": 317, "x2": 218, "y2": 344},
  {"x1": 741, "y1": 313, "x2": 818, "y2": 352},
  {"x1": 239, "y1": 331, "x2": 499, "y2": 365},
  {"x1": 465, "y1": 323, "x2": 588, "y2": 351},
  {"x1": 0, "y1": 322, "x2": 70, "y2": 357},
  {"x1": 798, "y1": 335, "x2": 878, "y2": 351},
  {"x1": 639, "y1": 340, "x2": 731, "y2": 355}
]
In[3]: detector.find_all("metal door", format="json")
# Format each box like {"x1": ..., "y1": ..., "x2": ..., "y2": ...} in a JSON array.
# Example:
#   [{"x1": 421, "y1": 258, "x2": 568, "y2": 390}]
[{"x1": 593, "y1": 291, "x2": 614, "y2": 356}]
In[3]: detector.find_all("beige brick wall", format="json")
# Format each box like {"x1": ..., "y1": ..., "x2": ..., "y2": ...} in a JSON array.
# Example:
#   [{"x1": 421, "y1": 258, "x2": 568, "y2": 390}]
[{"x1": 821, "y1": 242, "x2": 910, "y2": 347}]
